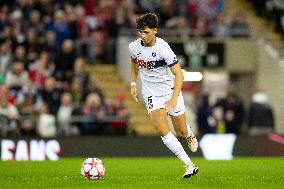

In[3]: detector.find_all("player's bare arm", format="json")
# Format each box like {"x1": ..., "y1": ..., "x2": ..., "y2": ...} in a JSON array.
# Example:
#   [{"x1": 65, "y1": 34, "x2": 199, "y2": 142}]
[
  {"x1": 165, "y1": 63, "x2": 184, "y2": 111},
  {"x1": 130, "y1": 59, "x2": 138, "y2": 102}
]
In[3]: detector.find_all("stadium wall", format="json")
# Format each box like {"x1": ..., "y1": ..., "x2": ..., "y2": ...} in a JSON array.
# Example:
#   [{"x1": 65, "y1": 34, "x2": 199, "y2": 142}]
[
  {"x1": 226, "y1": 39, "x2": 256, "y2": 73},
  {"x1": 257, "y1": 41, "x2": 284, "y2": 134}
]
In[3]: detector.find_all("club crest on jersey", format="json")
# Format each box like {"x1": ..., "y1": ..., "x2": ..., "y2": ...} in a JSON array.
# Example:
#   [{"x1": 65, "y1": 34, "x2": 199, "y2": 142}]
[{"x1": 152, "y1": 52, "x2": 156, "y2": 57}]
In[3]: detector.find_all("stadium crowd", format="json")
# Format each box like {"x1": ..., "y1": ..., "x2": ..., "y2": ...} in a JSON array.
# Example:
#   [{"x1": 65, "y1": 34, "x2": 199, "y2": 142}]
[
  {"x1": 0, "y1": 0, "x2": 264, "y2": 138},
  {"x1": 0, "y1": 0, "x2": 132, "y2": 138},
  {"x1": 196, "y1": 90, "x2": 274, "y2": 137}
]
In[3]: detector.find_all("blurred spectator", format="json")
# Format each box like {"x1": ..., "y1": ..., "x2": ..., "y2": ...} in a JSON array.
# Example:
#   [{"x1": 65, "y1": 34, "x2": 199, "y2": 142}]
[
  {"x1": 79, "y1": 92, "x2": 107, "y2": 134},
  {"x1": 197, "y1": 0, "x2": 220, "y2": 21},
  {"x1": 106, "y1": 2, "x2": 134, "y2": 63},
  {"x1": 37, "y1": 103, "x2": 56, "y2": 138},
  {"x1": 28, "y1": 51, "x2": 55, "y2": 90},
  {"x1": 0, "y1": 40, "x2": 12, "y2": 74},
  {"x1": 215, "y1": 0, "x2": 225, "y2": 14},
  {"x1": 83, "y1": 80, "x2": 105, "y2": 105},
  {"x1": 96, "y1": 0, "x2": 117, "y2": 30},
  {"x1": 19, "y1": 79, "x2": 38, "y2": 116},
  {"x1": 18, "y1": 80, "x2": 38, "y2": 136},
  {"x1": 63, "y1": 2, "x2": 78, "y2": 40},
  {"x1": 45, "y1": 9, "x2": 71, "y2": 44},
  {"x1": 9, "y1": 9, "x2": 25, "y2": 44},
  {"x1": 248, "y1": 91, "x2": 274, "y2": 136},
  {"x1": 1, "y1": 25, "x2": 13, "y2": 41},
  {"x1": 71, "y1": 79, "x2": 84, "y2": 108},
  {"x1": 57, "y1": 92, "x2": 79, "y2": 137},
  {"x1": 74, "y1": 5, "x2": 95, "y2": 64},
  {"x1": 215, "y1": 88, "x2": 245, "y2": 135},
  {"x1": 73, "y1": 57, "x2": 90, "y2": 92},
  {"x1": 197, "y1": 94, "x2": 217, "y2": 135},
  {"x1": 5, "y1": 61, "x2": 29, "y2": 104},
  {"x1": 15, "y1": 0, "x2": 33, "y2": 21},
  {"x1": 24, "y1": 28, "x2": 42, "y2": 63},
  {"x1": 229, "y1": 11, "x2": 251, "y2": 37},
  {"x1": 42, "y1": 31, "x2": 59, "y2": 62},
  {"x1": 0, "y1": 82, "x2": 15, "y2": 105},
  {"x1": 107, "y1": 92, "x2": 129, "y2": 118},
  {"x1": 54, "y1": 39, "x2": 76, "y2": 87},
  {"x1": 187, "y1": 0, "x2": 198, "y2": 26},
  {"x1": 134, "y1": 0, "x2": 160, "y2": 13},
  {"x1": 213, "y1": 105, "x2": 226, "y2": 133},
  {"x1": 38, "y1": 77, "x2": 62, "y2": 115},
  {"x1": 165, "y1": 16, "x2": 190, "y2": 36},
  {"x1": 13, "y1": 45, "x2": 29, "y2": 69},
  {"x1": 192, "y1": 16, "x2": 212, "y2": 37},
  {"x1": 92, "y1": 31, "x2": 107, "y2": 60},
  {"x1": 211, "y1": 14, "x2": 230, "y2": 37},
  {"x1": 84, "y1": 0, "x2": 98, "y2": 17},
  {"x1": 26, "y1": 10, "x2": 43, "y2": 34},
  {"x1": 0, "y1": 90, "x2": 19, "y2": 137},
  {"x1": 106, "y1": 92, "x2": 130, "y2": 134},
  {"x1": 156, "y1": 0, "x2": 178, "y2": 28},
  {"x1": 83, "y1": 0, "x2": 100, "y2": 30},
  {"x1": 0, "y1": 7, "x2": 9, "y2": 32},
  {"x1": 84, "y1": 0, "x2": 115, "y2": 61}
]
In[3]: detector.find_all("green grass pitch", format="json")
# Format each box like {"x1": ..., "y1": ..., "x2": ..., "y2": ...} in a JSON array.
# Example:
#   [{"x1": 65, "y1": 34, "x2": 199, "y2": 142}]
[{"x1": 0, "y1": 157, "x2": 284, "y2": 189}]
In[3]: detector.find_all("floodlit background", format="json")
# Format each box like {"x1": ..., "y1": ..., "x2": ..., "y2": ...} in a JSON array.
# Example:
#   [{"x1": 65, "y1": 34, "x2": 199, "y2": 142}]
[
  {"x1": 0, "y1": 0, "x2": 284, "y2": 184},
  {"x1": 1, "y1": 0, "x2": 284, "y2": 188}
]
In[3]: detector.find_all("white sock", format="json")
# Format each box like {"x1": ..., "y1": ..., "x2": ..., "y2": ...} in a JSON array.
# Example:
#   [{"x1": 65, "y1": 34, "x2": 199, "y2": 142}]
[
  {"x1": 161, "y1": 132, "x2": 192, "y2": 166},
  {"x1": 186, "y1": 124, "x2": 195, "y2": 137}
]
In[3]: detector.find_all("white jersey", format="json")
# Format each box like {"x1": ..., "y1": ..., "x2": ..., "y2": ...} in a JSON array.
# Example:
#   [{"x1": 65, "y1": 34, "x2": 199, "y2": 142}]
[{"x1": 129, "y1": 37, "x2": 178, "y2": 97}]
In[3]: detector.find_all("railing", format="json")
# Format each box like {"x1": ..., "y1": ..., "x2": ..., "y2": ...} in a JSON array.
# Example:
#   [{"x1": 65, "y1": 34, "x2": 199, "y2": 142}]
[{"x1": 0, "y1": 114, "x2": 130, "y2": 138}]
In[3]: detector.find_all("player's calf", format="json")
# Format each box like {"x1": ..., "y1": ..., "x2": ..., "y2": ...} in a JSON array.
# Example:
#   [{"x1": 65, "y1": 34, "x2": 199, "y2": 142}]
[
  {"x1": 186, "y1": 135, "x2": 198, "y2": 152},
  {"x1": 186, "y1": 124, "x2": 198, "y2": 152}
]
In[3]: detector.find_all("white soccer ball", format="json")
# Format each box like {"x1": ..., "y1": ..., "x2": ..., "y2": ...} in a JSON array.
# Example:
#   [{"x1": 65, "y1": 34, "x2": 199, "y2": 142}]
[{"x1": 81, "y1": 158, "x2": 105, "y2": 180}]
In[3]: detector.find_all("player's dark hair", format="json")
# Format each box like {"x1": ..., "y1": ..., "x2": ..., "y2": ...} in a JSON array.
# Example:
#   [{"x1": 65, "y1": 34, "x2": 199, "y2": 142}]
[{"x1": 136, "y1": 13, "x2": 158, "y2": 30}]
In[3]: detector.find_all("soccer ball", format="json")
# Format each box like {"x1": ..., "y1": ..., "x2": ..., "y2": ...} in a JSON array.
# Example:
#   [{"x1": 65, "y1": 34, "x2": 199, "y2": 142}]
[{"x1": 81, "y1": 158, "x2": 105, "y2": 180}]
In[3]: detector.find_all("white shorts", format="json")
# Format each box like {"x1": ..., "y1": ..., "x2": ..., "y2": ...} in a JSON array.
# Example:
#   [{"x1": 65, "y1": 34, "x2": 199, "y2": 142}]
[{"x1": 143, "y1": 92, "x2": 185, "y2": 116}]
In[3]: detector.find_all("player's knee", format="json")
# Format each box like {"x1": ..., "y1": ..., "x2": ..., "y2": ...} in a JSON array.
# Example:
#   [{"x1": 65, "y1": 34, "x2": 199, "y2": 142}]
[
  {"x1": 152, "y1": 122, "x2": 170, "y2": 136},
  {"x1": 153, "y1": 122, "x2": 169, "y2": 136}
]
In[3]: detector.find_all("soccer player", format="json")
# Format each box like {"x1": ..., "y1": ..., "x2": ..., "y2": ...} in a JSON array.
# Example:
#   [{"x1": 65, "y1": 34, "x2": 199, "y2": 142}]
[{"x1": 129, "y1": 13, "x2": 199, "y2": 178}]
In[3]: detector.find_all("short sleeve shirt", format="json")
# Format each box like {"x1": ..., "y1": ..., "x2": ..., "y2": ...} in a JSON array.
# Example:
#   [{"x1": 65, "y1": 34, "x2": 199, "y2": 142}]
[{"x1": 129, "y1": 37, "x2": 178, "y2": 97}]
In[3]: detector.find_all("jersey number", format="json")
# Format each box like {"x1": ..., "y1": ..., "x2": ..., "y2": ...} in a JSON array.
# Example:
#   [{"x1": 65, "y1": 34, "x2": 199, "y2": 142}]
[{"x1": 147, "y1": 96, "x2": 153, "y2": 110}]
